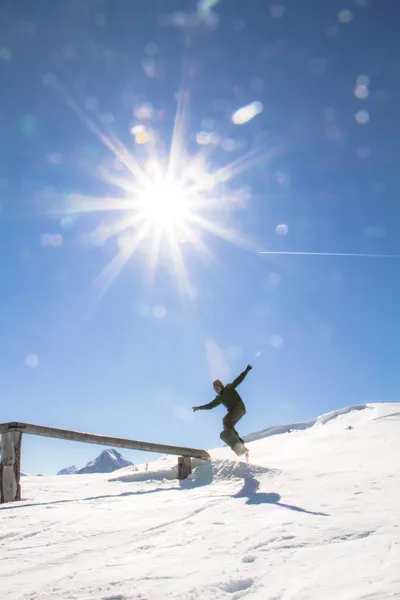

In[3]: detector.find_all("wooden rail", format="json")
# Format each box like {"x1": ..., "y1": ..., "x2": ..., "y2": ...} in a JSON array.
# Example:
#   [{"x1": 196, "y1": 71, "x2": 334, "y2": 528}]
[{"x1": 0, "y1": 422, "x2": 210, "y2": 504}]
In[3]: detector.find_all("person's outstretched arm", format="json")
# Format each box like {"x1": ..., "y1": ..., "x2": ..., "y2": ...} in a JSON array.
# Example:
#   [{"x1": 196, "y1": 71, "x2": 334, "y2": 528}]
[
  {"x1": 231, "y1": 364, "x2": 253, "y2": 388},
  {"x1": 193, "y1": 397, "x2": 221, "y2": 412}
]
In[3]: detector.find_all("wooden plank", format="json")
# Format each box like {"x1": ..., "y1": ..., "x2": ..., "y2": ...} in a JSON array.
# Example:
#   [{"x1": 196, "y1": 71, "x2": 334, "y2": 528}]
[
  {"x1": 0, "y1": 422, "x2": 210, "y2": 461},
  {"x1": 0, "y1": 431, "x2": 22, "y2": 503}
]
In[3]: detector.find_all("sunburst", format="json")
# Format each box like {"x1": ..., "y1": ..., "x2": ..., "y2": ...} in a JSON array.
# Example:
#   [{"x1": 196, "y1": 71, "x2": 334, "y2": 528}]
[{"x1": 49, "y1": 85, "x2": 273, "y2": 301}]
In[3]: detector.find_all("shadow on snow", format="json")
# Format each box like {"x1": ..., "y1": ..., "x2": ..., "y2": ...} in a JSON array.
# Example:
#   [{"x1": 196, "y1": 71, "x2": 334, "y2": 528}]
[
  {"x1": 233, "y1": 473, "x2": 329, "y2": 516},
  {"x1": 0, "y1": 460, "x2": 328, "y2": 516}
]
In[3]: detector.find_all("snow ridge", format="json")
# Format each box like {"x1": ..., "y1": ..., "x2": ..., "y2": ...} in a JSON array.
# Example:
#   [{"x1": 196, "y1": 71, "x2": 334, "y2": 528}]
[
  {"x1": 244, "y1": 404, "x2": 370, "y2": 443},
  {"x1": 243, "y1": 419, "x2": 315, "y2": 443},
  {"x1": 316, "y1": 404, "x2": 370, "y2": 425}
]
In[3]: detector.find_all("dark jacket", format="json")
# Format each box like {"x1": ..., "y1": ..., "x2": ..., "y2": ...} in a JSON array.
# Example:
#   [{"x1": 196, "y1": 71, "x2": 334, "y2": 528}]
[{"x1": 196, "y1": 367, "x2": 250, "y2": 412}]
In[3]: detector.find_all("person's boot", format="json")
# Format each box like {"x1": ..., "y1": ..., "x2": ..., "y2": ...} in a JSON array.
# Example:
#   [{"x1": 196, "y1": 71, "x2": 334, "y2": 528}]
[{"x1": 233, "y1": 428, "x2": 244, "y2": 444}]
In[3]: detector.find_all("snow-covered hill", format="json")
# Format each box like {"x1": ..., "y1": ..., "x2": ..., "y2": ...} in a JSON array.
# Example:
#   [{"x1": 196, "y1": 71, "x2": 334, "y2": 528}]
[{"x1": 1, "y1": 403, "x2": 399, "y2": 600}]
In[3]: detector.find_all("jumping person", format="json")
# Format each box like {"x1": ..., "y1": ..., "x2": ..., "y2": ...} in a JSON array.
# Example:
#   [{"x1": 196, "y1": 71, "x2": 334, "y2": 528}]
[{"x1": 192, "y1": 364, "x2": 252, "y2": 452}]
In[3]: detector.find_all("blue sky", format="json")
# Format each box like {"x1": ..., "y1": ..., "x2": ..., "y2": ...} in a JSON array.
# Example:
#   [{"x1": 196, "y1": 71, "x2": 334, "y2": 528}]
[{"x1": 1, "y1": 0, "x2": 399, "y2": 475}]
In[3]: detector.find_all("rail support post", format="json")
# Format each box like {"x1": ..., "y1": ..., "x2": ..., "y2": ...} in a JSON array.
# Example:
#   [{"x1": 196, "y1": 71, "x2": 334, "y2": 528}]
[
  {"x1": 0, "y1": 430, "x2": 22, "y2": 504},
  {"x1": 177, "y1": 456, "x2": 192, "y2": 480}
]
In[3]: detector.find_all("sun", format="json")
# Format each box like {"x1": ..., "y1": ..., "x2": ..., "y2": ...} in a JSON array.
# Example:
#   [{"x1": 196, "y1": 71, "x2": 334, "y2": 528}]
[
  {"x1": 51, "y1": 91, "x2": 268, "y2": 302},
  {"x1": 61, "y1": 134, "x2": 262, "y2": 301},
  {"x1": 136, "y1": 178, "x2": 192, "y2": 230}
]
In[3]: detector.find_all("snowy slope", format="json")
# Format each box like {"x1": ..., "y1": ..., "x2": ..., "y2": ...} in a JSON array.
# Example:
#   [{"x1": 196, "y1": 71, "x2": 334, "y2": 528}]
[{"x1": 1, "y1": 403, "x2": 400, "y2": 600}]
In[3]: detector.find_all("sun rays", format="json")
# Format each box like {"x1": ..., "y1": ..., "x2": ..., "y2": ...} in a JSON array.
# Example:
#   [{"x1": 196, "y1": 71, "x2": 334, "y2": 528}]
[
  {"x1": 45, "y1": 77, "x2": 270, "y2": 301},
  {"x1": 76, "y1": 140, "x2": 257, "y2": 299}
]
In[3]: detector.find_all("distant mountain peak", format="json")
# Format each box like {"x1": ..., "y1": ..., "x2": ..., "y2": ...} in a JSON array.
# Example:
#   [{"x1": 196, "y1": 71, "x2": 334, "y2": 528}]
[
  {"x1": 57, "y1": 465, "x2": 78, "y2": 476},
  {"x1": 58, "y1": 449, "x2": 133, "y2": 475}
]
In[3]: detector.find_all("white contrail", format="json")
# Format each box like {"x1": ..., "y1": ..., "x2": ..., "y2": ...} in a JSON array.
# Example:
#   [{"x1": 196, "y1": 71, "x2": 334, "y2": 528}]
[{"x1": 258, "y1": 251, "x2": 400, "y2": 258}]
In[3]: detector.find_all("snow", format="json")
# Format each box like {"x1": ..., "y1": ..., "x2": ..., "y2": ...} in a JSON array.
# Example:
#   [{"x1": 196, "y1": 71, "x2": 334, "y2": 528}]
[
  {"x1": 243, "y1": 419, "x2": 315, "y2": 443},
  {"x1": 316, "y1": 404, "x2": 370, "y2": 425},
  {"x1": 1, "y1": 402, "x2": 400, "y2": 600},
  {"x1": 244, "y1": 403, "x2": 370, "y2": 443}
]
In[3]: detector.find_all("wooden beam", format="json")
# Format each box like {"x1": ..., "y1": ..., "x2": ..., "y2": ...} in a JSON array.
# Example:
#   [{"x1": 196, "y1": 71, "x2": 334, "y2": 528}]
[
  {"x1": 0, "y1": 431, "x2": 22, "y2": 503},
  {"x1": 177, "y1": 456, "x2": 192, "y2": 480},
  {"x1": 0, "y1": 422, "x2": 210, "y2": 461}
]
